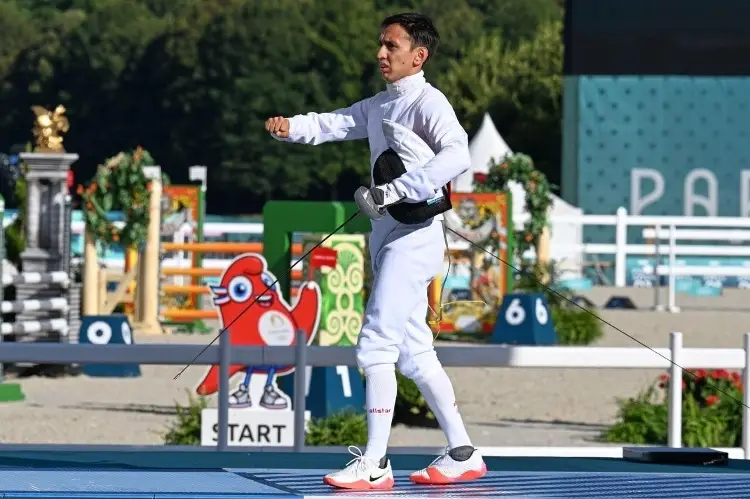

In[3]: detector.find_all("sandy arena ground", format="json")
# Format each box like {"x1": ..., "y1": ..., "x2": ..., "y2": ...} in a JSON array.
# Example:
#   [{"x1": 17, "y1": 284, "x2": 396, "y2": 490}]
[{"x1": 1, "y1": 286, "x2": 749, "y2": 448}]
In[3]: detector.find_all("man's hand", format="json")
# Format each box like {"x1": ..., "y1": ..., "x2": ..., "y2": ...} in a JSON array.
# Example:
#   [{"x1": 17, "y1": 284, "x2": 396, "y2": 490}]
[
  {"x1": 265, "y1": 116, "x2": 290, "y2": 138},
  {"x1": 354, "y1": 184, "x2": 404, "y2": 220}
]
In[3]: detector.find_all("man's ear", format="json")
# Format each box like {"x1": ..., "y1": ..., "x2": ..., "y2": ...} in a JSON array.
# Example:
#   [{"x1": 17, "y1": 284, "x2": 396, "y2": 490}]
[{"x1": 413, "y1": 47, "x2": 428, "y2": 67}]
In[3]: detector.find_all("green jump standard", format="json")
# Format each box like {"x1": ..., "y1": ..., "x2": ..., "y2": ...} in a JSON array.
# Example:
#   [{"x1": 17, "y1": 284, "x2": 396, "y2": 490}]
[{"x1": 0, "y1": 382, "x2": 25, "y2": 403}]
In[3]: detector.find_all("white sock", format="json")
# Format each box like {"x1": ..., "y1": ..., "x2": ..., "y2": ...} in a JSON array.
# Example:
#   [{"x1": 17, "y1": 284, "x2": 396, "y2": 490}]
[
  {"x1": 416, "y1": 368, "x2": 473, "y2": 450},
  {"x1": 363, "y1": 365, "x2": 397, "y2": 461}
]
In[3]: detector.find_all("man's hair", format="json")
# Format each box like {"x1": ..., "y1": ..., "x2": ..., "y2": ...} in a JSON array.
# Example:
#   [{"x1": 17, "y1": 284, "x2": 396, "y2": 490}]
[{"x1": 380, "y1": 12, "x2": 440, "y2": 62}]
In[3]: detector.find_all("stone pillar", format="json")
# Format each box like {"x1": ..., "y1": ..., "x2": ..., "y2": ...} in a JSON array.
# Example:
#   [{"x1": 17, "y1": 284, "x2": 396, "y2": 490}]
[
  {"x1": 18, "y1": 152, "x2": 78, "y2": 271},
  {"x1": 17, "y1": 152, "x2": 78, "y2": 341}
]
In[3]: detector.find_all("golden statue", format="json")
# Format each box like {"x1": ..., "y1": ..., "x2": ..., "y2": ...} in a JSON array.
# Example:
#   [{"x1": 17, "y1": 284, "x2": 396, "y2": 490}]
[{"x1": 31, "y1": 105, "x2": 70, "y2": 153}]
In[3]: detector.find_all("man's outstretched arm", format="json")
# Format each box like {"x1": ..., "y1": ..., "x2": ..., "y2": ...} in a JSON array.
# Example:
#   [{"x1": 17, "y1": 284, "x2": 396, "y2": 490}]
[
  {"x1": 390, "y1": 94, "x2": 471, "y2": 202},
  {"x1": 266, "y1": 97, "x2": 371, "y2": 146}
]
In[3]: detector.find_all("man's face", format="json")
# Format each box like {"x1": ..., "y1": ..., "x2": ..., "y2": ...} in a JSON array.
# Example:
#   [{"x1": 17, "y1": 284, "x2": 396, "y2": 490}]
[{"x1": 377, "y1": 23, "x2": 426, "y2": 83}]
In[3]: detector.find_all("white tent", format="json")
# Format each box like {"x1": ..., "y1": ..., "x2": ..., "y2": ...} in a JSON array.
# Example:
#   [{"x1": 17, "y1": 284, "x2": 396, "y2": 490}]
[
  {"x1": 453, "y1": 113, "x2": 513, "y2": 193},
  {"x1": 452, "y1": 113, "x2": 585, "y2": 279}
]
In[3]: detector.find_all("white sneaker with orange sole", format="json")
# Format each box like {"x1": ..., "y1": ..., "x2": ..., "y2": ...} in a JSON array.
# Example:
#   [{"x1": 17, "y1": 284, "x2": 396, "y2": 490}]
[
  {"x1": 323, "y1": 446, "x2": 394, "y2": 491},
  {"x1": 409, "y1": 446, "x2": 487, "y2": 485}
]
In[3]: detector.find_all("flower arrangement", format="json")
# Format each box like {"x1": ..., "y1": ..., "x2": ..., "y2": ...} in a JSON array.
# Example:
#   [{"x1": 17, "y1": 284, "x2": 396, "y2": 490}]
[
  {"x1": 472, "y1": 153, "x2": 553, "y2": 263},
  {"x1": 78, "y1": 147, "x2": 156, "y2": 249}
]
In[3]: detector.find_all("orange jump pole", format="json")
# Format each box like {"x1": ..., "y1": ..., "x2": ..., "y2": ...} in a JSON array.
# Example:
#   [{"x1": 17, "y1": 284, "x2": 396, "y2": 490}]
[
  {"x1": 161, "y1": 268, "x2": 304, "y2": 280},
  {"x1": 163, "y1": 286, "x2": 302, "y2": 297},
  {"x1": 162, "y1": 285, "x2": 212, "y2": 294},
  {"x1": 162, "y1": 268, "x2": 222, "y2": 277},
  {"x1": 161, "y1": 309, "x2": 219, "y2": 321},
  {"x1": 162, "y1": 242, "x2": 303, "y2": 253},
  {"x1": 162, "y1": 288, "x2": 302, "y2": 319}
]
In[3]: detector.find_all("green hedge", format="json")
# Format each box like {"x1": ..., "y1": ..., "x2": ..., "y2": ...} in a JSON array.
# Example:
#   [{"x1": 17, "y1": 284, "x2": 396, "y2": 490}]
[{"x1": 601, "y1": 369, "x2": 744, "y2": 447}]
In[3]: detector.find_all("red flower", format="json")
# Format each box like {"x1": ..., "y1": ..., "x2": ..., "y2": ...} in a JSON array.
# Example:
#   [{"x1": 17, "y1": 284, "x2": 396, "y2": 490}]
[
  {"x1": 657, "y1": 372, "x2": 669, "y2": 389},
  {"x1": 473, "y1": 172, "x2": 488, "y2": 184},
  {"x1": 711, "y1": 369, "x2": 730, "y2": 380},
  {"x1": 705, "y1": 395, "x2": 719, "y2": 406},
  {"x1": 695, "y1": 369, "x2": 707, "y2": 379},
  {"x1": 682, "y1": 380, "x2": 687, "y2": 390}
]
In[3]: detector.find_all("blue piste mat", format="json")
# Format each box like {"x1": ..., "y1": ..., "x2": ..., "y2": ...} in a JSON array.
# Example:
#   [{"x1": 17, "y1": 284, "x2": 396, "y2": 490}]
[{"x1": 1, "y1": 449, "x2": 750, "y2": 498}]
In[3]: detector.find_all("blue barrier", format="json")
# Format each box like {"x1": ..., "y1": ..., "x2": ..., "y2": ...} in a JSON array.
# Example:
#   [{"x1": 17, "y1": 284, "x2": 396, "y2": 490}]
[
  {"x1": 79, "y1": 315, "x2": 141, "y2": 377},
  {"x1": 491, "y1": 294, "x2": 557, "y2": 345}
]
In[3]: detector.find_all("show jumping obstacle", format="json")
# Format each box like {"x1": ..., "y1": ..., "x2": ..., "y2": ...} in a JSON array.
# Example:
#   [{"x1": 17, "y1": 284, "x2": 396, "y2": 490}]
[
  {"x1": 0, "y1": 153, "x2": 80, "y2": 344},
  {"x1": 0, "y1": 151, "x2": 82, "y2": 396},
  {"x1": 81, "y1": 167, "x2": 164, "y2": 334}
]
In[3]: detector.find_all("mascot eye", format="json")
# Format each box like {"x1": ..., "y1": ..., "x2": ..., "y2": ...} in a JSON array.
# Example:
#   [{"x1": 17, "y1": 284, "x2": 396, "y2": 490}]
[
  {"x1": 260, "y1": 273, "x2": 277, "y2": 290},
  {"x1": 228, "y1": 276, "x2": 253, "y2": 303}
]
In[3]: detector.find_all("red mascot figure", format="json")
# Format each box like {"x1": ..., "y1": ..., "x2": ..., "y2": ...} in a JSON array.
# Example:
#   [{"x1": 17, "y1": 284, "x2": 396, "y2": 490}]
[{"x1": 195, "y1": 253, "x2": 321, "y2": 409}]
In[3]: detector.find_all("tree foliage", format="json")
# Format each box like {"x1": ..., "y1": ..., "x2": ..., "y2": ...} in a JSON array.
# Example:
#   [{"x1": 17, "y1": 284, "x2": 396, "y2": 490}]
[{"x1": 0, "y1": 0, "x2": 564, "y2": 214}]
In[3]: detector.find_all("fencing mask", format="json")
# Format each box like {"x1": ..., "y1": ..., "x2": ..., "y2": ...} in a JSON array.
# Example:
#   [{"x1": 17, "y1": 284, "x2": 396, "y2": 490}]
[{"x1": 372, "y1": 119, "x2": 452, "y2": 225}]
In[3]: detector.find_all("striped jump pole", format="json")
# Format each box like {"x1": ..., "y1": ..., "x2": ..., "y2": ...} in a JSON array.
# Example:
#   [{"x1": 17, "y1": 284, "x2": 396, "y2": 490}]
[
  {"x1": 1, "y1": 319, "x2": 68, "y2": 336},
  {"x1": 1, "y1": 298, "x2": 69, "y2": 314},
  {"x1": 2, "y1": 272, "x2": 70, "y2": 287}
]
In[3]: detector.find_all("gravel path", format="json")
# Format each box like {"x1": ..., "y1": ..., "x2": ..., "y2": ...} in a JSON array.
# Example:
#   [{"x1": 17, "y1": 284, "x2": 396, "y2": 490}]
[{"x1": 1, "y1": 286, "x2": 749, "y2": 448}]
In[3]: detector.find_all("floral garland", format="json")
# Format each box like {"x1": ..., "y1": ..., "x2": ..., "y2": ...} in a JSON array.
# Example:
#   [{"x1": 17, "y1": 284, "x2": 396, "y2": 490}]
[
  {"x1": 472, "y1": 152, "x2": 553, "y2": 266},
  {"x1": 78, "y1": 147, "x2": 155, "y2": 249}
]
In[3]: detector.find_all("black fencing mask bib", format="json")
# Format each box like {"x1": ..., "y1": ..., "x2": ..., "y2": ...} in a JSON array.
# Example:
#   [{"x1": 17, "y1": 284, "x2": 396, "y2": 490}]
[{"x1": 372, "y1": 120, "x2": 452, "y2": 225}]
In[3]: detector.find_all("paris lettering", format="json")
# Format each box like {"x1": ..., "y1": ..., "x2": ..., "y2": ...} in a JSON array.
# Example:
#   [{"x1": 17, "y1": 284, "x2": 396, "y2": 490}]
[{"x1": 630, "y1": 168, "x2": 750, "y2": 217}]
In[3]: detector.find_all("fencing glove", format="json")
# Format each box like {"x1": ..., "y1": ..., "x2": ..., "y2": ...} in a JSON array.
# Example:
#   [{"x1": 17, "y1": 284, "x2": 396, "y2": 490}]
[{"x1": 354, "y1": 184, "x2": 405, "y2": 220}]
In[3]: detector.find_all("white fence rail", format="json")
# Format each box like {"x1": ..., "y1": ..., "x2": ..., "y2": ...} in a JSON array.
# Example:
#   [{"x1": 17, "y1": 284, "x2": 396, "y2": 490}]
[
  {"x1": 1, "y1": 331, "x2": 748, "y2": 457},
  {"x1": 533, "y1": 207, "x2": 750, "y2": 288},
  {"x1": 636, "y1": 224, "x2": 750, "y2": 312}
]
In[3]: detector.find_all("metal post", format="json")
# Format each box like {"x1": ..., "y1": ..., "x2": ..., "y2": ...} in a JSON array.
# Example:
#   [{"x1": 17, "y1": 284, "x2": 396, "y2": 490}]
[
  {"x1": 667, "y1": 225, "x2": 680, "y2": 313},
  {"x1": 668, "y1": 332, "x2": 683, "y2": 448},
  {"x1": 743, "y1": 333, "x2": 750, "y2": 459},
  {"x1": 614, "y1": 207, "x2": 627, "y2": 287},
  {"x1": 293, "y1": 328, "x2": 308, "y2": 452},
  {"x1": 652, "y1": 225, "x2": 663, "y2": 311},
  {"x1": 218, "y1": 329, "x2": 230, "y2": 451}
]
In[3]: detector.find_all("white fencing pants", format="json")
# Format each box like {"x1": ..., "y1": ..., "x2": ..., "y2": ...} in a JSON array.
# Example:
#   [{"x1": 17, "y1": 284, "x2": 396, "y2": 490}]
[{"x1": 356, "y1": 215, "x2": 445, "y2": 382}]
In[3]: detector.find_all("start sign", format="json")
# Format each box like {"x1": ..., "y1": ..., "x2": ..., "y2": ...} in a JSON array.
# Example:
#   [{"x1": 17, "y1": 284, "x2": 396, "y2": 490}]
[{"x1": 200, "y1": 408, "x2": 310, "y2": 447}]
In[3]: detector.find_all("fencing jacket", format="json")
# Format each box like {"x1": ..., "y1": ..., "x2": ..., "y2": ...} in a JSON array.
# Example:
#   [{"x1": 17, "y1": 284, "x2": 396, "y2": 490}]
[{"x1": 272, "y1": 71, "x2": 471, "y2": 222}]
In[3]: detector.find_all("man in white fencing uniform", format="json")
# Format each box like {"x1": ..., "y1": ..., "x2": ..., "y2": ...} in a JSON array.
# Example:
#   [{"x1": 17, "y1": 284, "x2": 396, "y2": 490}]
[{"x1": 265, "y1": 12, "x2": 486, "y2": 490}]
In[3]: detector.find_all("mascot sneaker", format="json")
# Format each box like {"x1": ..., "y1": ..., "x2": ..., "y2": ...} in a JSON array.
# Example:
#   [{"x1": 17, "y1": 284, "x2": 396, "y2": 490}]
[
  {"x1": 323, "y1": 446, "x2": 394, "y2": 490},
  {"x1": 410, "y1": 446, "x2": 487, "y2": 485},
  {"x1": 259, "y1": 385, "x2": 288, "y2": 409},
  {"x1": 228, "y1": 385, "x2": 251, "y2": 408}
]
